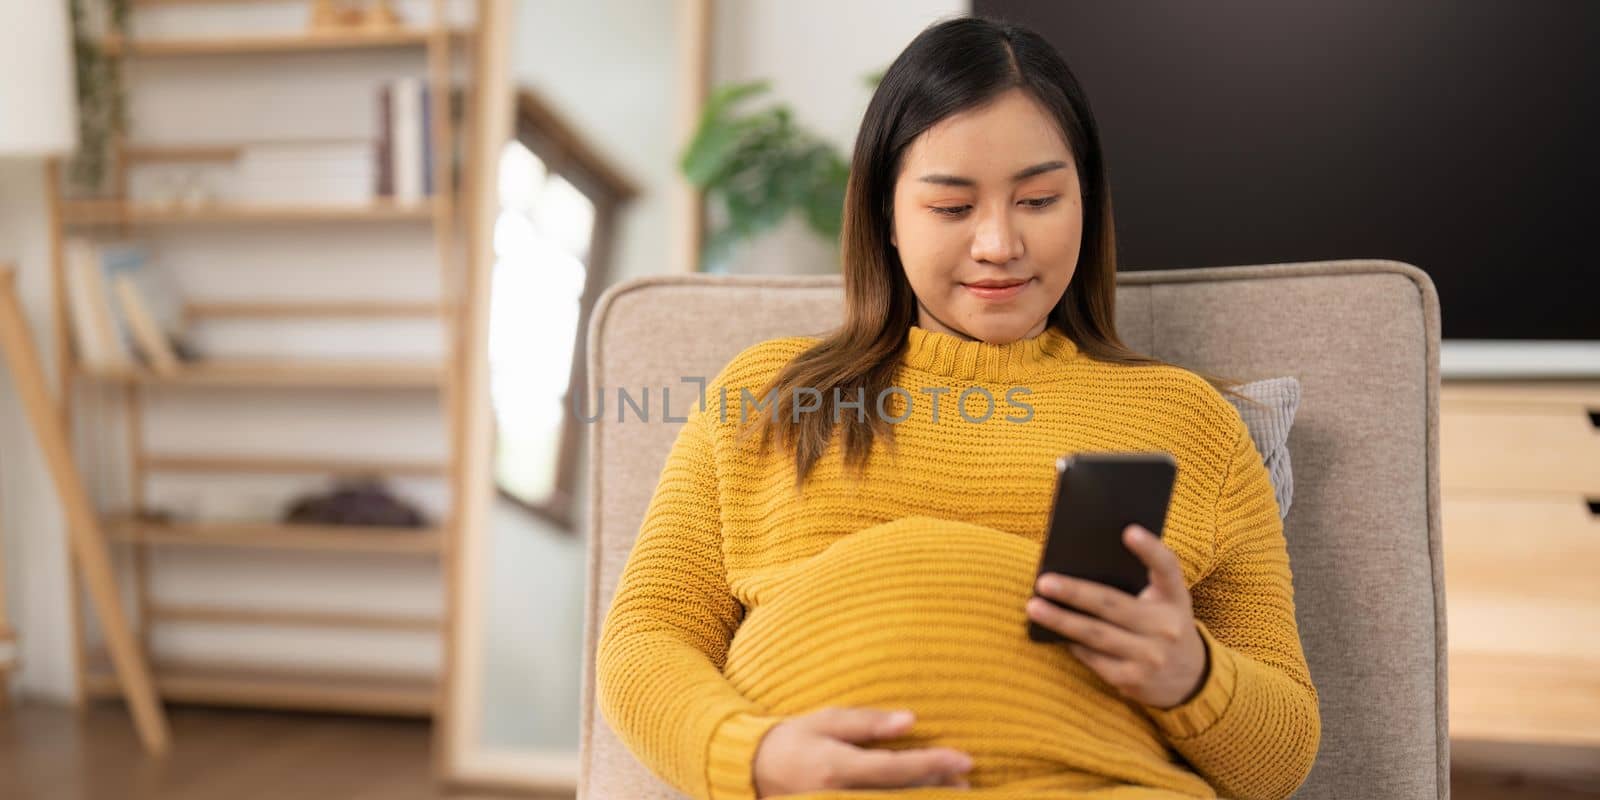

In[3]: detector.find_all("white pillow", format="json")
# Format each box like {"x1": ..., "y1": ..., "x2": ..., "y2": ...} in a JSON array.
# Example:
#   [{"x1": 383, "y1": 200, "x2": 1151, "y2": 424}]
[{"x1": 1225, "y1": 376, "x2": 1300, "y2": 520}]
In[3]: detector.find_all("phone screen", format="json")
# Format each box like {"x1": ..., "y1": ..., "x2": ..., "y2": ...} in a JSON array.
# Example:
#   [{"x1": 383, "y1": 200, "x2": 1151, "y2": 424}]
[{"x1": 1028, "y1": 452, "x2": 1177, "y2": 644}]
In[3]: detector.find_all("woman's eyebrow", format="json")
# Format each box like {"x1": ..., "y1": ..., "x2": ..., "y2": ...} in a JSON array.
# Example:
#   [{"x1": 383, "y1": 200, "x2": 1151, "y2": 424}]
[{"x1": 917, "y1": 160, "x2": 1068, "y2": 187}]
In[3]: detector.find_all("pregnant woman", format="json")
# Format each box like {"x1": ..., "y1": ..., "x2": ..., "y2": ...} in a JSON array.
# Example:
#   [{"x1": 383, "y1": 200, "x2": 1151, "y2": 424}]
[{"x1": 596, "y1": 15, "x2": 1320, "y2": 800}]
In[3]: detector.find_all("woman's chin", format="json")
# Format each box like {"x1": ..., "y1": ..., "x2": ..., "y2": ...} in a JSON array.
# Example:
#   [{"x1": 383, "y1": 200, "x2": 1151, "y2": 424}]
[{"x1": 949, "y1": 311, "x2": 1047, "y2": 344}]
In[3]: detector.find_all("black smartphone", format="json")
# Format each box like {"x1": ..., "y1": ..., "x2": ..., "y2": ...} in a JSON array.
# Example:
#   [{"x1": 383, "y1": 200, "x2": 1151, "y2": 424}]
[{"x1": 1028, "y1": 452, "x2": 1178, "y2": 644}]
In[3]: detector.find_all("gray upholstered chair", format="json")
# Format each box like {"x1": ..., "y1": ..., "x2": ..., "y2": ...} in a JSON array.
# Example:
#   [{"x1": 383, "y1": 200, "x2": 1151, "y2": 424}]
[{"x1": 578, "y1": 260, "x2": 1447, "y2": 799}]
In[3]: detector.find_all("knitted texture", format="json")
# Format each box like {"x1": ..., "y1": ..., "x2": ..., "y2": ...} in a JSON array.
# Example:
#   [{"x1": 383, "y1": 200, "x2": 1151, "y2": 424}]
[{"x1": 596, "y1": 324, "x2": 1321, "y2": 800}]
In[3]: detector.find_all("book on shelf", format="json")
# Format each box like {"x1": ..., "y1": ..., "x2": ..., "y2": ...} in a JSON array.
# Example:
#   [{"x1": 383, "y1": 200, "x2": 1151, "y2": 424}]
[
  {"x1": 65, "y1": 239, "x2": 132, "y2": 371},
  {"x1": 421, "y1": 81, "x2": 435, "y2": 197},
  {"x1": 64, "y1": 238, "x2": 194, "y2": 375},
  {"x1": 376, "y1": 84, "x2": 394, "y2": 197},
  {"x1": 377, "y1": 77, "x2": 434, "y2": 205},
  {"x1": 113, "y1": 280, "x2": 180, "y2": 376}
]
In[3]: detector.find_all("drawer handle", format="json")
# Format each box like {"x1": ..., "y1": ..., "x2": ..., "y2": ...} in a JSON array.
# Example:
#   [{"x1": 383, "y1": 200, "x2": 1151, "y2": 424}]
[
  {"x1": 1590, "y1": 498, "x2": 1600, "y2": 517},
  {"x1": 1589, "y1": 409, "x2": 1600, "y2": 429}
]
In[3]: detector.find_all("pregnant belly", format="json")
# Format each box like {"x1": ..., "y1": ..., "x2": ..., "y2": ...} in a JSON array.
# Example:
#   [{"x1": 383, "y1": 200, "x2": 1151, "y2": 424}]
[{"x1": 722, "y1": 516, "x2": 1211, "y2": 796}]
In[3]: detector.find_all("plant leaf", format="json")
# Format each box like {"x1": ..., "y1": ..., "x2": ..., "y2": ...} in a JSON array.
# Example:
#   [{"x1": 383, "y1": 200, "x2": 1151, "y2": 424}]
[{"x1": 683, "y1": 78, "x2": 852, "y2": 271}]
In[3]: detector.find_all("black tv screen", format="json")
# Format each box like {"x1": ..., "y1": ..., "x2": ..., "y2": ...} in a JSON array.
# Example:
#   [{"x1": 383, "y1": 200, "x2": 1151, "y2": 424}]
[{"x1": 972, "y1": 0, "x2": 1598, "y2": 342}]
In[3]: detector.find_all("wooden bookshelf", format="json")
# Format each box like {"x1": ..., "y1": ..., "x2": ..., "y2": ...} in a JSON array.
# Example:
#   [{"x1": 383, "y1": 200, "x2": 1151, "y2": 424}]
[
  {"x1": 47, "y1": 0, "x2": 475, "y2": 723},
  {"x1": 0, "y1": 625, "x2": 15, "y2": 710},
  {"x1": 121, "y1": 144, "x2": 245, "y2": 163},
  {"x1": 61, "y1": 199, "x2": 438, "y2": 226},
  {"x1": 76, "y1": 359, "x2": 446, "y2": 388},
  {"x1": 104, "y1": 517, "x2": 446, "y2": 555},
  {"x1": 140, "y1": 453, "x2": 449, "y2": 477},
  {"x1": 101, "y1": 28, "x2": 468, "y2": 57},
  {"x1": 145, "y1": 604, "x2": 442, "y2": 633},
  {"x1": 133, "y1": 0, "x2": 296, "y2": 6},
  {"x1": 184, "y1": 300, "x2": 444, "y2": 320},
  {"x1": 83, "y1": 650, "x2": 436, "y2": 717}
]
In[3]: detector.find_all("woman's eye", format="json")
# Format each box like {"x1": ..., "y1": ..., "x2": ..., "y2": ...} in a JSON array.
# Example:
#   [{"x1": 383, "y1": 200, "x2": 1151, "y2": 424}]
[{"x1": 930, "y1": 197, "x2": 1056, "y2": 217}]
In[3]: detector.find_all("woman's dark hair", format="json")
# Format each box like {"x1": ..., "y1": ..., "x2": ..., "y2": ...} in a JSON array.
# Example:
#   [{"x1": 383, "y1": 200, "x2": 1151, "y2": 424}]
[{"x1": 745, "y1": 15, "x2": 1253, "y2": 491}]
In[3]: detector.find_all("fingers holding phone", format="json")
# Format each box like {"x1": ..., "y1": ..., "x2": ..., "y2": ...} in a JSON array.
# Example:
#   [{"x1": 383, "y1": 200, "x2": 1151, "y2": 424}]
[
  {"x1": 1028, "y1": 523, "x2": 1209, "y2": 709},
  {"x1": 1026, "y1": 453, "x2": 1208, "y2": 709}
]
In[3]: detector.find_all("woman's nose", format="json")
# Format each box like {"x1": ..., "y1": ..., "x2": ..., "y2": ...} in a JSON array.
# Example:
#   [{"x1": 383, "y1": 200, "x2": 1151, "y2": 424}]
[{"x1": 970, "y1": 207, "x2": 1023, "y2": 264}]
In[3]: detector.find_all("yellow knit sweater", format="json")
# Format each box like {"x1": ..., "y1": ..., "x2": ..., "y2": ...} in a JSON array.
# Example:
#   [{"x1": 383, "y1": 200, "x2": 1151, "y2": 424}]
[{"x1": 596, "y1": 323, "x2": 1321, "y2": 800}]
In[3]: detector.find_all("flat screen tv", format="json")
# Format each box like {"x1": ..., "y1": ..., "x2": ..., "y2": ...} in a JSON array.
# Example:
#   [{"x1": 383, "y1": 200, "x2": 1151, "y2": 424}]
[{"x1": 972, "y1": 1, "x2": 1598, "y2": 372}]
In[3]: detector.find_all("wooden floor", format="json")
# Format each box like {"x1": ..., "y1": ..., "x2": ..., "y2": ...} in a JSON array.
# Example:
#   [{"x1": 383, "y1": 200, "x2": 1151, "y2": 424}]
[
  {"x1": 1454, "y1": 768, "x2": 1600, "y2": 800},
  {"x1": 0, "y1": 700, "x2": 570, "y2": 800},
  {"x1": 1, "y1": 700, "x2": 1595, "y2": 799}
]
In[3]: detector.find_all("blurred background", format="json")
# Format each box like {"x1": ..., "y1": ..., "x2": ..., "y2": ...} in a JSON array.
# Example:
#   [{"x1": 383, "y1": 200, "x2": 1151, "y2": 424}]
[{"x1": 0, "y1": 1, "x2": 1594, "y2": 798}]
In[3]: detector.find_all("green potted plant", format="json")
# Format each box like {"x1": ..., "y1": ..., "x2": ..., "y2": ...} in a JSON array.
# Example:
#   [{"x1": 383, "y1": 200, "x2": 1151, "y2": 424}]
[
  {"x1": 679, "y1": 79, "x2": 861, "y2": 273},
  {"x1": 68, "y1": 0, "x2": 130, "y2": 194}
]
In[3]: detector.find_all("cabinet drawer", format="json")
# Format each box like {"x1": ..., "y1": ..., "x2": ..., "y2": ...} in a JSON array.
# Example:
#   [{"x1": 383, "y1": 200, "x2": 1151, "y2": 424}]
[
  {"x1": 1450, "y1": 651, "x2": 1600, "y2": 745},
  {"x1": 1443, "y1": 494, "x2": 1600, "y2": 661},
  {"x1": 1440, "y1": 403, "x2": 1600, "y2": 494}
]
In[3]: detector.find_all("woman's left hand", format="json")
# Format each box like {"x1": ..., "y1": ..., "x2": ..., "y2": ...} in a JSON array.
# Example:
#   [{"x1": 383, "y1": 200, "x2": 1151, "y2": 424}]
[{"x1": 1026, "y1": 524, "x2": 1209, "y2": 710}]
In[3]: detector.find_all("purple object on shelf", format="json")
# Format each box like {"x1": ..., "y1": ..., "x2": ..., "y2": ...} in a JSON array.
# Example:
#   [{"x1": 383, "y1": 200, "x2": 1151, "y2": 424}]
[{"x1": 283, "y1": 477, "x2": 427, "y2": 528}]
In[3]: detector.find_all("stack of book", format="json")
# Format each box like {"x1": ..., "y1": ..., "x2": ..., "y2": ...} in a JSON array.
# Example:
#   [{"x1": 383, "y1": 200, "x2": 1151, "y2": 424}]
[
  {"x1": 64, "y1": 238, "x2": 192, "y2": 375},
  {"x1": 120, "y1": 78, "x2": 440, "y2": 209},
  {"x1": 375, "y1": 76, "x2": 436, "y2": 205}
]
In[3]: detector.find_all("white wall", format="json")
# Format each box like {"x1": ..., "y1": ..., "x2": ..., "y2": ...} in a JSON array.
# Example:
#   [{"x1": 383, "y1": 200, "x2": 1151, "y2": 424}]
[
  {"x1": 507, "y1": 0, "x2": 683, "y2": 285},
  {"x1": 506, "y1": 0, "x2": 966, "y2": 281},
  {"x1": 710, "y1": 0, "x2": 966, "y2": 275}
]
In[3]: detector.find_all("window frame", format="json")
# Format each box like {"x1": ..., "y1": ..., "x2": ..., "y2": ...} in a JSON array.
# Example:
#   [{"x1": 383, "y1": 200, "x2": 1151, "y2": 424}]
[{"x1": 493, "y1": 88, "x2": 637, "y2": 532}]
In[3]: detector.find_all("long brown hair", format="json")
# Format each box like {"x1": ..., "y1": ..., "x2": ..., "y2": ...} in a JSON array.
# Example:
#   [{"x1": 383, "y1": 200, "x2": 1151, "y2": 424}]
[{"x1": 746, "y1": 16, "x2": 1254, "y2": 492}]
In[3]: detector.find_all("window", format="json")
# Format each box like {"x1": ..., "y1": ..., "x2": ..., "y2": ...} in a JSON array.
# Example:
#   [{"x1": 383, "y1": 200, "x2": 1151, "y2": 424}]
[{"x1": 488, "y1": 89, "x2": 635, "y2": 530}]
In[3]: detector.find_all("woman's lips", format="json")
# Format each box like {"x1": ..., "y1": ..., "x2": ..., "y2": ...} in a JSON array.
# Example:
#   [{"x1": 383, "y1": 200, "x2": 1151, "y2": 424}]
[{"x1": 962, "y1": 278, "x2": 1031, "y2": 301}]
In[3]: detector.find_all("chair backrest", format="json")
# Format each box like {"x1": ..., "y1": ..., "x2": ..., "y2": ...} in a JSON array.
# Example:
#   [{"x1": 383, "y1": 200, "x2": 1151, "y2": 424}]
[{"x1": 578, "y1": 259, "x2": 1445, "y2": 800}]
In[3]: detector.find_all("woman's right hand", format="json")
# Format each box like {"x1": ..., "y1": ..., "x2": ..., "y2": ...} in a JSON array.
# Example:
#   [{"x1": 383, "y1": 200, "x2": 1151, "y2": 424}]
[{"x1": 752, "y1": 706, "x2": 974, "y2": 797}]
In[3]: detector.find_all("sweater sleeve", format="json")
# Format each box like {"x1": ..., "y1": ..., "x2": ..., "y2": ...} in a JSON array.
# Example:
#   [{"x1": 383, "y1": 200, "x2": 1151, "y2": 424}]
[
  {"x1": 1139, "y1": 415, "x2": 1322, "y2": 800},
  {"x1": 594, "y1": 401, "x2": 786, "y2": 800}
]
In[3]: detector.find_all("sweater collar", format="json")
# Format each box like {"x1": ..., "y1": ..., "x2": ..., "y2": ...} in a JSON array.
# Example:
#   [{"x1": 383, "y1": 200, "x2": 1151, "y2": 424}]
[{"x1": 900, "y1": 323, "x2": 1081, "y2": 382}]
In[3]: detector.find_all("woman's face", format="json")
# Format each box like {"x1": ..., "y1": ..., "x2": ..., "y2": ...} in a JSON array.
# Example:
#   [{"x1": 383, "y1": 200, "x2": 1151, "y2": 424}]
[{"x1": 890, "y1": 87, "x2": 1084, "y2": 344}]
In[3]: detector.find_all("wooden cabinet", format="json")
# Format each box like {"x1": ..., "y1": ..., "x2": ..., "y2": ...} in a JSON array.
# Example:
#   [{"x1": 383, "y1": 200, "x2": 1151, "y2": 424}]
[{"x1": 1440, "y1": 380, "x2": 1600, "y2": 746}]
